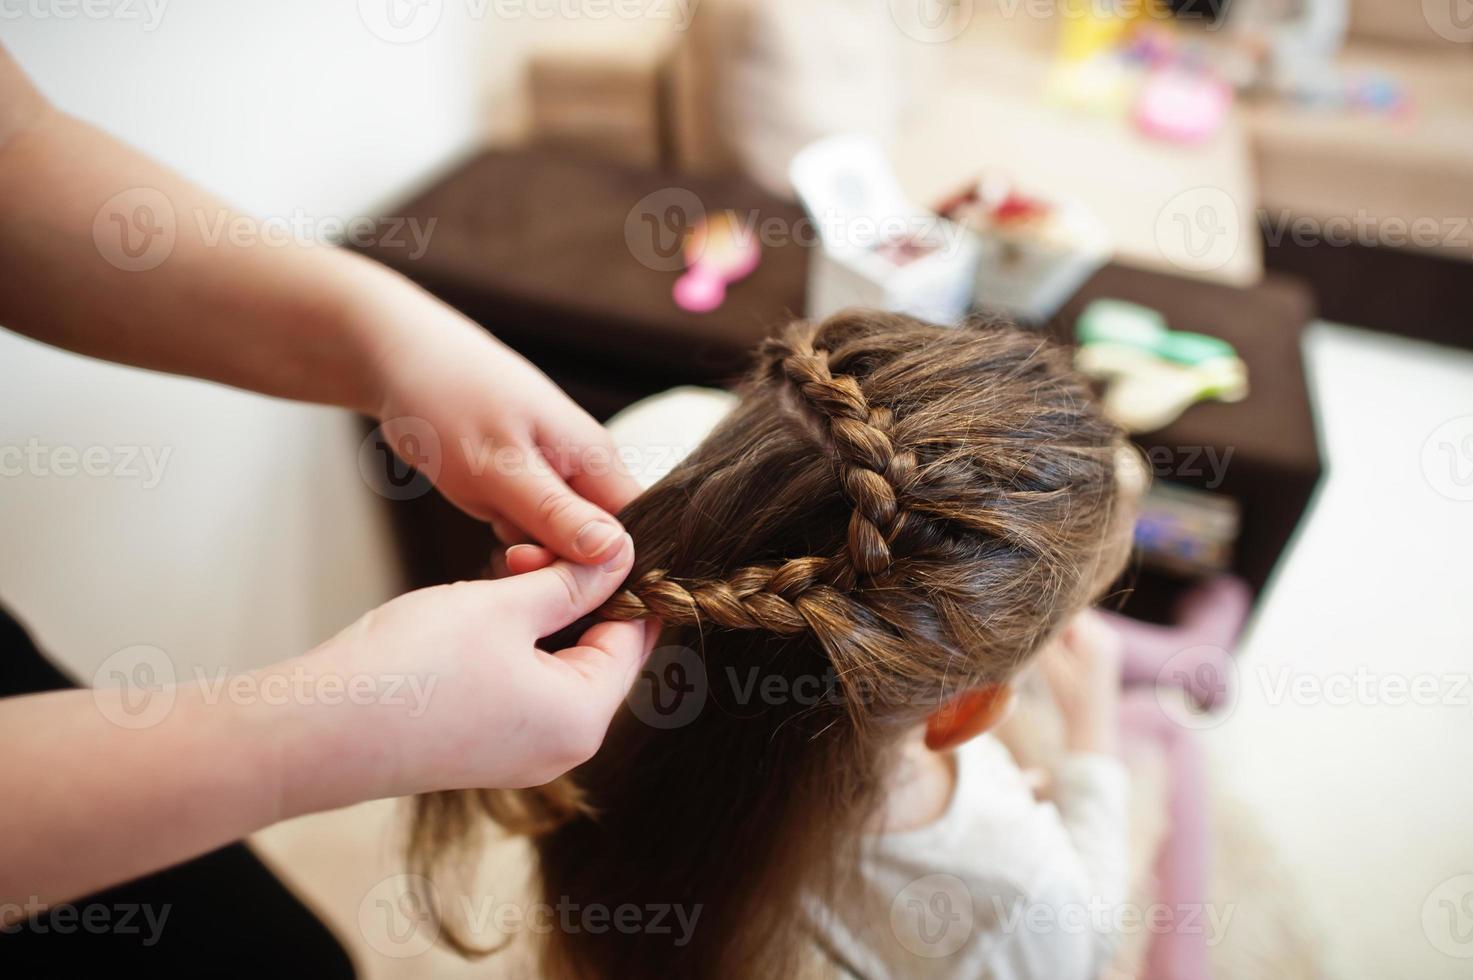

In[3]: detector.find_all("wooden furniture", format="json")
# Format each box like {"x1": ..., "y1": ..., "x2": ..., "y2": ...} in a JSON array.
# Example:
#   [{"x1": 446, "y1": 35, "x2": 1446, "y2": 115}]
[{"x1": 353, "y1": 148, "x2": 1321, "y2": 610}]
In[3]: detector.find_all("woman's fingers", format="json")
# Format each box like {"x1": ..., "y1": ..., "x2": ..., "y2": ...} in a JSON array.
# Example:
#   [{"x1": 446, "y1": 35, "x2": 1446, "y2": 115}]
[
  {"x1": 553, "y1": 618, "x2": 655, "y2": 722},
  {"x1": 492, "y1": 534, "x2": 634, "y2": 638},
  {"x1": 487, "y1": 510, "x2": 530, "y2": 548},
  {"x1": 491, "y1": 442, "x2": 626, "y2": 565},
  {"x1": 538, "y1": 414, "x2": 644, "y2": 517},
  {"x1": 505, "y1": 543, "x2": 556, "y2": 575}
]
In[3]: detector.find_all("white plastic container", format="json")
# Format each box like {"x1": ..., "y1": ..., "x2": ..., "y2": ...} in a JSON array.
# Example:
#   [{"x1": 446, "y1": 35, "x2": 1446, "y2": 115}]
[
  {"x1": 789, "y1": 135, "x2": 979, "y2": 326},
  {"x1": 938, "y1": 177, "x2": 1113, "y2": 323},
  {"x1": 970, "y1": 200, "x2": 1111, "y2": 321}
]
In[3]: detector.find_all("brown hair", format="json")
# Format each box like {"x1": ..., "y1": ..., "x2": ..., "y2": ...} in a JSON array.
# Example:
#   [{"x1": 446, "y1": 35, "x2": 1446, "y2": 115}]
[{"x1": 410, "y1": 311, "x2": 1128, "y2": 978}]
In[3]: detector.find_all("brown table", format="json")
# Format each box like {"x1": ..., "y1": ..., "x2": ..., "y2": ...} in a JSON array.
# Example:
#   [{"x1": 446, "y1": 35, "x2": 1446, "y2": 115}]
[
  {"x1": 364, "y1": 149, "x2": 809, "y2": 419},
  {"x1": 1047, "y1": 265, "x2": 1320, "y2": 611},
  {"x1": 355, "y1": 148, "x2": 1321, "y2": 612}
]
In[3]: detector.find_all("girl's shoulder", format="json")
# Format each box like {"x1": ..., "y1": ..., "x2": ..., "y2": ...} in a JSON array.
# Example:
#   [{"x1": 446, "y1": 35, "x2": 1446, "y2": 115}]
[{"x1": 870, "y1": 734, "x2": 1107, "y2": 893}]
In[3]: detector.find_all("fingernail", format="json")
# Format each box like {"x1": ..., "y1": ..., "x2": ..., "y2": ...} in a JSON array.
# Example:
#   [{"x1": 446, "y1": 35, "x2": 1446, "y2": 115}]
[
  {"x1": 600, "y1": 534, "x2": 633, "y2": 572},
  {"x1": 506, "y1": 543, "x2": 534, "y2": 560},
  {"x1": 576, "y1": 520, "x2": 622, "y2": 560}
]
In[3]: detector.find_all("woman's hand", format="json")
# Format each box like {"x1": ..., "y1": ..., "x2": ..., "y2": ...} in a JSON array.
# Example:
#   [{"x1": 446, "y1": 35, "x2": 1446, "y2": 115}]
[
  {"x1": 0, "y1": 46, "x2": 659, "y2": 907},
  {"x1": 273, "y1": 535, "x2": 654, "y2": 811},
  {"x1": 363, "y1": 290, "x2": 643, "y2": 561},
  {"x1": 0, "y1": 49, "x2": 639, "y2": 564},
  {"x1": 0, "y1": 541, "x2": 654, "y2": 910},
  {"x1": 1039, "y1": 609, "x2": 1124, "y2": 756}
]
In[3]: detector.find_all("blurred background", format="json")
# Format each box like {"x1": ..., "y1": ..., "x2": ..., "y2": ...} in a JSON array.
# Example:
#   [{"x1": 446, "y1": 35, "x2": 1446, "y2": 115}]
[{"x1": 3, "y1": 1, "x2": 1473, "y2": 977}]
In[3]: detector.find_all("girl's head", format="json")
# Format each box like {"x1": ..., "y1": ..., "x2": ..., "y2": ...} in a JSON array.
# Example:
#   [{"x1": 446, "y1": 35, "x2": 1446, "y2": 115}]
[{"x1": 412, "y1": 311, "x2": 1132, "y2": 978}]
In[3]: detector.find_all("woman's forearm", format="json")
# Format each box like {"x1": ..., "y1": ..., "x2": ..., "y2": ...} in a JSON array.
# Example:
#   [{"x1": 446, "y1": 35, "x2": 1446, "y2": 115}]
[
  {"x1": 0, "y1": 682, "x2": 282, "y2": 916},
  {"x1": 0, "y1": 545, "x2": 650, "y2": 916},
  {"x1": 0, "y1": 649, "x2": 395, "y2": 918},
  {"x1": 0, "y1": 46, "x2": 424, "y2": 416},
  {"x1": 1, "y1": 44, "x2": 643, "y2": 562}
]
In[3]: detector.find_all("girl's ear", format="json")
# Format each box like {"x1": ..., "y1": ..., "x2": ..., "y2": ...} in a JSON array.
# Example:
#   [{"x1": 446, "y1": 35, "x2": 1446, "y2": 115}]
[{"x1": 924, "y1": 684, "x2": 1016, "y2": 752}]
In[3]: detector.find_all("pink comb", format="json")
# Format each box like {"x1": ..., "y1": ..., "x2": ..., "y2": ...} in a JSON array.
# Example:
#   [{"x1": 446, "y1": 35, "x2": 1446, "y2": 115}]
[{"x1": 673, "y1": 211, "x2": 761, "y2": 314}]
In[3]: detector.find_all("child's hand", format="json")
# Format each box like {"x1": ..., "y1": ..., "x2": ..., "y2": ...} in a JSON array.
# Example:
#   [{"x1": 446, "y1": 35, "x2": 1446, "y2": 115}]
[{"x1": 1039, "y1": 609, "x2": 1124, "y2": 755}]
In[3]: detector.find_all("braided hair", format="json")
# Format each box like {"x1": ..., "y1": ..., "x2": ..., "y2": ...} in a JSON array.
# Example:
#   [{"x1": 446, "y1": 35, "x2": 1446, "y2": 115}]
[
  {"x1": 599, "y1": 312, "x2": 1123, "y2": 691},
  {"x1": 601, "y1": 322, "x2": 919, "y2": 631},
  {"x1": 411, "y1": 311, "x2": 1129, "y2": 979}
]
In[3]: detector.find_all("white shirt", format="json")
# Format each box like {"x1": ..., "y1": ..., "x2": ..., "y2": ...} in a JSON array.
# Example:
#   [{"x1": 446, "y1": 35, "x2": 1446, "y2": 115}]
[{"x1": 809, "y1": 735, "x2": 1129, "y2": 980}]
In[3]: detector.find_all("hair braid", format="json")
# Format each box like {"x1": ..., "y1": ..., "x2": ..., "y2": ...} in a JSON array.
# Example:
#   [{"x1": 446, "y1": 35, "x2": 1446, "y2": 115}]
[
  {"x1": 603, "y1": 324, "x2": 936, "y2": 635},
  {"x1": 762, "y1": 328, "x2": 919, "y2": 578},
  {"x1": 602, "y1": 557, "x2": 852, "y2": 635}
]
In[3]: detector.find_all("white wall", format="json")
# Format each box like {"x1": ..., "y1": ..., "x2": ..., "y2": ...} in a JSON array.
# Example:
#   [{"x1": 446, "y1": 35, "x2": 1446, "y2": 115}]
[{"x1": 0, "y1": 3, "x2": 490, "y2": 679}]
